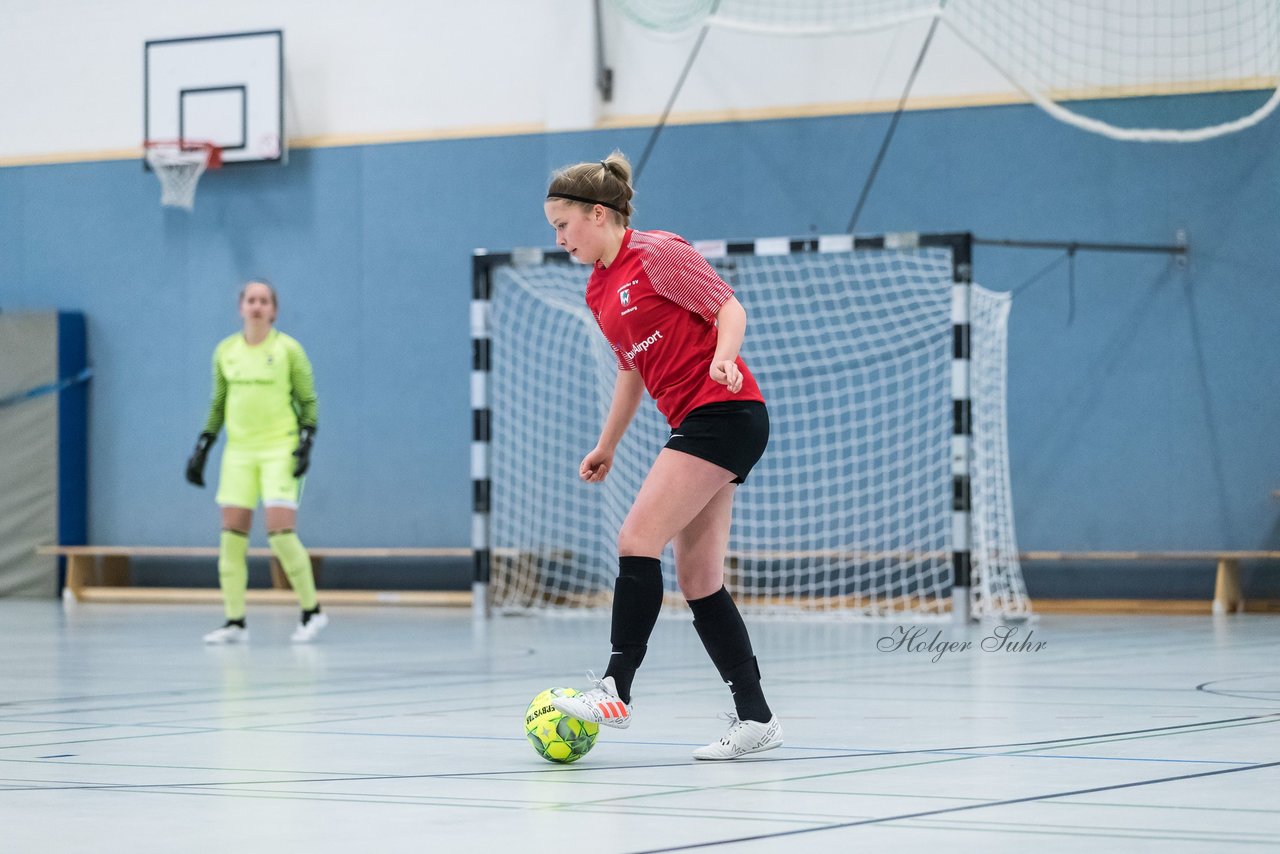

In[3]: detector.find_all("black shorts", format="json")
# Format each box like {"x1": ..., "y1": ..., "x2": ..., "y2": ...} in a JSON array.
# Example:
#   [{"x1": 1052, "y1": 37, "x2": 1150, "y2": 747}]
[{"x1": 664, "y1": 400, "x2": 769, "y2": 484}]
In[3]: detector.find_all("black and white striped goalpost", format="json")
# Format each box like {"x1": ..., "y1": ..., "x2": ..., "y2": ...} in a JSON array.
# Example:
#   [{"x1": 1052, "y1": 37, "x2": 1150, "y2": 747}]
[
  {"x1": 949, "y1": 236, "x2": 975, "y2": 623},
  {"x1": 471, "y1": 249, "x2": 499, "y2": 619}
]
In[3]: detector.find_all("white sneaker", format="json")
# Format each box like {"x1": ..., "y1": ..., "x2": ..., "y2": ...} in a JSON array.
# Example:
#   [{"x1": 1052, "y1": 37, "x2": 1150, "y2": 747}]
[
  {"x1": 291, "y1": 611, "x2": 329, "y2": 643},
  {"x1": 551, "y1": 672, "x2": 632, "y2": 729},
  {"x1": 203, "y1": 623, "x2": 249, "y2": 645},
  {"x1": 692, "y1": 714, "x2": 783, "y2": 760}
]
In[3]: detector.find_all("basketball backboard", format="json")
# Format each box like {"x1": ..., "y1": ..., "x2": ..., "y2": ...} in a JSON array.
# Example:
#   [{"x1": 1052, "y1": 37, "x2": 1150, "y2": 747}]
[{"x1": 144, "y1": 30, "x2": 284, "y2": 165}]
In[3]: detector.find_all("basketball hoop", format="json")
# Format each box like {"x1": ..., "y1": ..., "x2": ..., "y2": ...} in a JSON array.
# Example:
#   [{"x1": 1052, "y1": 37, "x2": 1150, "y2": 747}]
[{"x1": 143, "y1": 140, "x2": 221, "y2": 210}]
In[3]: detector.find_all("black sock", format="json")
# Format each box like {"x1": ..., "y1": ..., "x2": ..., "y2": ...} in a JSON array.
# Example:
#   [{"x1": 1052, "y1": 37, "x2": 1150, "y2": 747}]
[
  {"x1": 301, "y1": 605, "x2": 321, "y2": 625},
  {"x1": 688, "y1": 586, "x2": 772, "y2": 723},
  {"x1": 226, "y1": 618, "x2": 246, "y2": 628},
  {"x1": 603, "y1": 555, "x2": 663, "y2": 704}
]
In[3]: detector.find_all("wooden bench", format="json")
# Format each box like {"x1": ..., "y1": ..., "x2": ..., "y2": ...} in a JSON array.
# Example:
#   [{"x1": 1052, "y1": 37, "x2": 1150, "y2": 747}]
[
  {"x1": 722, "y1": 549, "x2": 1280, "y2": 615},
  {"x1": 35, "y1": 546, "x2": 1280, "y2": 614},
  {"x1": 37, "y1": 545, "x2": 473, "y2": 607},
  {"x1": 1018, "y1": 551, "x2": 1280, "y2": 615}
]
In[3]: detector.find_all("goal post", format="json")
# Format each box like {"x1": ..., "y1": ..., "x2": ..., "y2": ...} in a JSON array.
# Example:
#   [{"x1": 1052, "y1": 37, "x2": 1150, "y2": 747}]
[{"x1": 471, "y1": 232, "x2": 1029, "y2": 621}]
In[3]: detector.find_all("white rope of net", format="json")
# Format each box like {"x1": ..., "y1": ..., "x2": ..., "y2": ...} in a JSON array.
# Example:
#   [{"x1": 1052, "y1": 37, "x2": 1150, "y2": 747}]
[
  {"x1": 942, "y1": 1, "x2": 1280, "y2": 143},
  {"x1": 608, "y1": 0, "x2": 1280, "y2": 142}
]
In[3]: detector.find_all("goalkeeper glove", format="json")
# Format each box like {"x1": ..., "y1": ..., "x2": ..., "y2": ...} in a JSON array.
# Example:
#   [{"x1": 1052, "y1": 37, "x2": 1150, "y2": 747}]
[
  {"x1": 185, "y1": 432, "x2": 216, "y2": 487},
  {"x1": 292, "y1": 426, "x2": 316, "y2": 478}
]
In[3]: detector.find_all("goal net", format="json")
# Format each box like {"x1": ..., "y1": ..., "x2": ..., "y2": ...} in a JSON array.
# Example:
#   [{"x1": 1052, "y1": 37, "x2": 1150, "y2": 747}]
[
  {"x1": 608, "y1": 0, "x2": 1280, "y2": 142},
  {"x1": 477, "y1": 235, "x2": 1028, "y2": 619}
]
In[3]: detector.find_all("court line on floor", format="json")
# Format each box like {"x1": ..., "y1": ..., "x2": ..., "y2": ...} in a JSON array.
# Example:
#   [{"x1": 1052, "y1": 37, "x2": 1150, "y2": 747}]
[
  {"x1": 3, "y1": 710, "x2": 1275, "y2": 792},
  {"x1": 630, "y1": 758, "x2": 1280, "y2": 852}
]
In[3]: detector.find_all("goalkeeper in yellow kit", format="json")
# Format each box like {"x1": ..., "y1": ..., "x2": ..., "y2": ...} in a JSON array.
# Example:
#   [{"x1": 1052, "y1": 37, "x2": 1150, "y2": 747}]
[{"x1": 186, "y1": 280, "x2": 326, "y2": 644}]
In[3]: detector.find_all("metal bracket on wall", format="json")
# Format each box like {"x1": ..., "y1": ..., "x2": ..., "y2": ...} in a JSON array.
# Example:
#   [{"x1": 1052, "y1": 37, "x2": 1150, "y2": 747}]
[{"x1": 594, "y1": 0, "x2": 614, "y2": 102}]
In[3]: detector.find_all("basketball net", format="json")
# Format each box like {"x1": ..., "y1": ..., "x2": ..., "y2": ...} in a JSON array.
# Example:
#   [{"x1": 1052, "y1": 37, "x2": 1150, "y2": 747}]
[{"x1": 144, "y1": 141, "x2": 221, "y2": 210}]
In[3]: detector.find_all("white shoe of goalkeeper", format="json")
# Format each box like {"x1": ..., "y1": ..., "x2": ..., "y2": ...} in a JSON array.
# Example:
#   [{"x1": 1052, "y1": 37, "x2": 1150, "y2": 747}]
[
  {"x1": 291, "y1": 612, "x2": 329, "y2": 643},
  {"x1": 692, "y1": 713, "x2": 783, "y2": 760},
  {"x1": 203, "y1": 623, "x2": 249, "y2": 645},
  {"x1": 551, "y1": 673, "x2": 632, "y2": 729}
]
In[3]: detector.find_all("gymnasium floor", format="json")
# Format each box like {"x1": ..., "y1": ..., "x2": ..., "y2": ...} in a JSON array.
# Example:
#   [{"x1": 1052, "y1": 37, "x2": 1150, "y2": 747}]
[{"x1": 2, "y1": 600, "x2": 1277, "y2": 852}]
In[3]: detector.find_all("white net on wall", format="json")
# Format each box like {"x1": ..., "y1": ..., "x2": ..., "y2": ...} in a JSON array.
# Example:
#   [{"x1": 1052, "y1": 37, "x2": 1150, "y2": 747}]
[
  {"x1": 487, "y1": 243, "x2": 1027, "y2": 619},
  {"x1": 610, "y1": 0, "x2": 939, "y2": 34},
  {"x1": 608, "y1": 0, "x2": 1280, "y2": 141},
  {"x1": 945, "y1": 0, "x2": 1280, "y2": 141}
]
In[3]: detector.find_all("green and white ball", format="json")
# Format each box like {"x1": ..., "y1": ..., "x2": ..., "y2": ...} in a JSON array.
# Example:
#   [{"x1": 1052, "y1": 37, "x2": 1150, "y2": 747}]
[{"x1": 525, "y1": 687, "x2": 599, "y2": 763}]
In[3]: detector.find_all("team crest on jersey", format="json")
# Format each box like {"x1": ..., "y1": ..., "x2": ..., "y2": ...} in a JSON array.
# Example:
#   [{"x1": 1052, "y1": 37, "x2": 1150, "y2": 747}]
[
  {"x1": 618, "y1": 279, "x2": 639, "y2": 307},
  {"x1": 266, "y1": 354, "x2": 274, "y2": 365}
]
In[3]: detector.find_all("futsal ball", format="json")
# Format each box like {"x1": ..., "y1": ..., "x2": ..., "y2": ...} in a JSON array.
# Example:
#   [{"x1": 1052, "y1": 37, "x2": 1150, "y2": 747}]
[{"x1": 525, "y1": 687, "x2": 599, "y2": 763}]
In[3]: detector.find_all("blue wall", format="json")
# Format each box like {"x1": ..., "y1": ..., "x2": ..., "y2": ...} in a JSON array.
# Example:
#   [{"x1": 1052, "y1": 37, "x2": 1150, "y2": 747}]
[{"x1": 2, "y1": 91, "x2": 1278, "y2": 568}]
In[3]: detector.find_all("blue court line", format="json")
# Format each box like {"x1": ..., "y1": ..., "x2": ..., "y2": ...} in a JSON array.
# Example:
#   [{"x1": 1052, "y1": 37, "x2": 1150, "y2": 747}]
[
  {"x1": 632, "y1": 757, "x2": 1280, "y2": 852},
  {"x1": 237, "y1": 727, "x2": 1253, "y2": 766},
  {"x1": 7, "y1": 711, "x2": 1275, "y2": 793},
  {"x1": 948, "y1": 750, "x2": 1252, "y2": 766},
  {"x1": 4, "y1": 709, "x2": 1275, "y2": 771},
  {"x1": 5, "y1": 781, "x2": 1276, "y2": 847},
  {"x1": 765, "y1": 745, "x2": 1256, "y2": 767},
  {"x1": 0, "y1": 672, "x2": 503, "y2": 717}
]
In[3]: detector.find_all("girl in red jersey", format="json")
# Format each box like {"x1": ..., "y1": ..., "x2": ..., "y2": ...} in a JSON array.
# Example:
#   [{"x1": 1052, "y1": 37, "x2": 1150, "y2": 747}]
[{"x1": 542, "y1": 151, "x2": 781, "y2": 760}]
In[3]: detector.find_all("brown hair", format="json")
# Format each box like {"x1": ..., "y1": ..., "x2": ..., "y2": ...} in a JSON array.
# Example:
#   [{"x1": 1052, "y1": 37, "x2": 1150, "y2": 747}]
[
  {"x1": 239, "y1": 278, "x2": 278, "y2": 309},
  {"x1": 546, "y1": 150, "x2": 635, "y2": 227}
]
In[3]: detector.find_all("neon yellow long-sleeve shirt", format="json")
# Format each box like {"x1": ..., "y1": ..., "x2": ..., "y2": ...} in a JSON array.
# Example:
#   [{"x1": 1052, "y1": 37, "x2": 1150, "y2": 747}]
[{"x1": 202, "y1": 329, "x2": 317, "y2": 448}]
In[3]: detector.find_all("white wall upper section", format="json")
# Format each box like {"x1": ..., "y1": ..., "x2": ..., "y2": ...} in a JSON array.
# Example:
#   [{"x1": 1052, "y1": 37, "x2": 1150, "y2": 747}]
[
  {"x1": 1, "y1": 0, "x2": 1267, "y2": 162},
  {"x1": 0, "y1": 0, "x2": 1020, "y2": 163}
]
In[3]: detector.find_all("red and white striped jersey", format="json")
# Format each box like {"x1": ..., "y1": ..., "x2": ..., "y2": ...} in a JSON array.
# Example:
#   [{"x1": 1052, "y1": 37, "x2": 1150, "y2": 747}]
[{"x1": 585, "y1": 229, "x2": 764, "y2": 428}]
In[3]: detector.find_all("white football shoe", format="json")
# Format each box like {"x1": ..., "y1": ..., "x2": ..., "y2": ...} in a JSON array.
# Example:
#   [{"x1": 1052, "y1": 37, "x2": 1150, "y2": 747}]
[
  {"x1": 551, "y1": 672, "x2": 633, "y2": 729},
  {"x1": 692, "y1": 713, "x2": 783, "y2": 760}
]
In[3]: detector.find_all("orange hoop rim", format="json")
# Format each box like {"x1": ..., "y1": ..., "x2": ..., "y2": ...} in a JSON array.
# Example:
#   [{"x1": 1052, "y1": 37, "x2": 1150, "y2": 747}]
[{"x1": 143, "y1": 139, "x2": 222, "y2": 169}]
